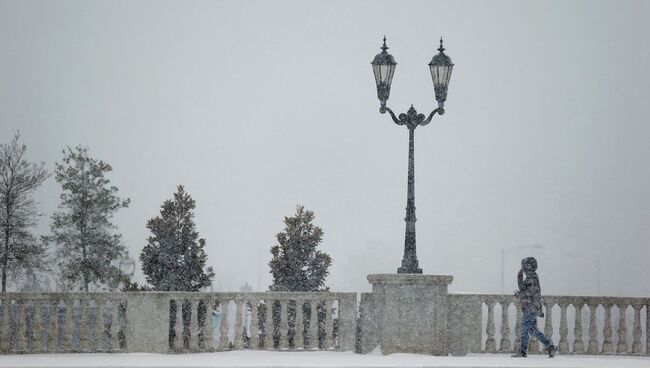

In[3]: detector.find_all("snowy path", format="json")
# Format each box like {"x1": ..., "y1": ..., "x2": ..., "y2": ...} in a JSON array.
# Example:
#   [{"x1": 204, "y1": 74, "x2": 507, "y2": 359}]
[{"x1": 0, "y1": 351, "x2": 649, "y2": 368}]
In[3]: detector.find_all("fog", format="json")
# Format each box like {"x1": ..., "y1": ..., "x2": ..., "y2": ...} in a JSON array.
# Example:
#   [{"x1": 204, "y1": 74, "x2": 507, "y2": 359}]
[{"x1": 1, "y1": 0, "x2": 649, "y2": 296}]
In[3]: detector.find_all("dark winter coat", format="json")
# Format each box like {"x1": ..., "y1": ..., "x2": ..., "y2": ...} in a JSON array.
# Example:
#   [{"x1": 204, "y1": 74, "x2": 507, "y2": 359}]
[{"x1": 515, "y1": 257, "x2": 544, "y2": 317}]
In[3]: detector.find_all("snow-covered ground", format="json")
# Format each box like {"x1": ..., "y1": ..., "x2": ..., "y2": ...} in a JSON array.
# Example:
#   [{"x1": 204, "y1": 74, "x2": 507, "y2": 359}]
[{"x1": 0, "y1": 351, "x2": 648, "y2": 368}]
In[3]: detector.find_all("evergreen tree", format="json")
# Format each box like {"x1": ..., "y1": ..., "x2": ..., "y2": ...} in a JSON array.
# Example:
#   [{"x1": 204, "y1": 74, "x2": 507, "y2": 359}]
[
  {"x1": 269, "y1": 205, "x2": 331, "y2": 292},
  {"x1": 0, "y1": 132, "x2": 50, "y2": 292},
  {"x1": 46, "y1": 146, "x2": 130, "y2": 292},
  {"x1": 140, "y1": 185, "x2": 214, "y2": 291}
]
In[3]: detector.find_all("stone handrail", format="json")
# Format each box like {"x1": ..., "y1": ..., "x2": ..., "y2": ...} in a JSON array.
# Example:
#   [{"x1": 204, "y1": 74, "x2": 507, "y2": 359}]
[
  {"x1": 0, "y1": 292, "x2": 357, "y2": 354},
  {"x1": 3, "y1": 291, "x2": 648, "y2": 356},
  {"x1": 448, "y1": 293, "x2": 650, "y2": 356}
]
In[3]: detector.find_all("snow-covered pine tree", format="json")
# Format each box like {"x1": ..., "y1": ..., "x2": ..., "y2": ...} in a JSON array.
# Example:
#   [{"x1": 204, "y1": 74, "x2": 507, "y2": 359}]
[
  {"x1": 46, "y1": 146, "x2": 130, "y2": 292},
  {"x1": 269, "y1": 205, "x2": 331, "y2": 292},
  {"x1": 0, "y1": 132, "x2": 50, "y2": 292},
  {"x1": 140, "y1": 185, "x2": 214, "y2": 291}
]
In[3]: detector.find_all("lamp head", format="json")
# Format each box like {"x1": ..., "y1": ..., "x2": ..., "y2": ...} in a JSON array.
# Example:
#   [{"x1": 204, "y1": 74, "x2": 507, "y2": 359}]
[
  {"x1": 428, "y1": 38, "x2": 454, "y2": 109},
  {"x1": 371, "y1": 36, "x2": 397, "y2": 110}
]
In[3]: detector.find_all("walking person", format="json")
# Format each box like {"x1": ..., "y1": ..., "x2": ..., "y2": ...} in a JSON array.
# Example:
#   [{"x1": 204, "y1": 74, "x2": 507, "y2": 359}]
[{"x1": 512, "y1": 257, "x2": 558, "y2": 358}]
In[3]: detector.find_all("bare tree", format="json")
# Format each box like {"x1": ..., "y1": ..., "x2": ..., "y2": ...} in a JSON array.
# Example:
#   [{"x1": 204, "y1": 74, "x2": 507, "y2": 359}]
[{"x1": 0, "y1": 132, "x2": 50, "y2": 292}]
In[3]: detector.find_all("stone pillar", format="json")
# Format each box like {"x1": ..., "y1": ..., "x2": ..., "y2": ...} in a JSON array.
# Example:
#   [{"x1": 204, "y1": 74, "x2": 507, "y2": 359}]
[
  {"x1": 366, "y1": 274, "x2": 453, "y2": 355},
  {"x1": 124, "y1": 293, "x2": 170, "y2": 353},
  {"x1": 338, "y1": 295, "x2": 358, "y2": 351},
  {"x1": 446, "y1": 294, "x2": 481, "y2": 356}
]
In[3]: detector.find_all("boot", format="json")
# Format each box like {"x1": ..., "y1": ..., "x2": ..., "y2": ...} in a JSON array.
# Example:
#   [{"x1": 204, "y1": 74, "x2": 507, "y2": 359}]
[
  {"x1": 511, "y1": 350, "x2": 527, "y2": 358},
  {"x1": 545, "y1": 344, "x2": 558, "y2": 358}
]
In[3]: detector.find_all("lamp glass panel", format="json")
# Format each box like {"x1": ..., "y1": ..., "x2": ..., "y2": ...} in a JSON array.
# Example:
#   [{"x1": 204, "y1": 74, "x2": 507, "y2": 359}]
[
  {"x1": 430, "y1": 65, "x2": 452, "y2": 87},
  {"x1": 373, "y1": 64, "x2": 381, "y2": 85},
  {"x1": 387, "y1": 65, "x2": 395, "y2": 86},
  {"x1": 380, "y1": 64, "x2": 393, "y2": 84}
]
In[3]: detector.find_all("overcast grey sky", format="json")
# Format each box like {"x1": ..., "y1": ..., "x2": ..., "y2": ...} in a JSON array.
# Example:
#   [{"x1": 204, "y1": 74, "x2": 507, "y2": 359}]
[{"x1": 1, "y1": 0, "x2": 649, "y2": 296}]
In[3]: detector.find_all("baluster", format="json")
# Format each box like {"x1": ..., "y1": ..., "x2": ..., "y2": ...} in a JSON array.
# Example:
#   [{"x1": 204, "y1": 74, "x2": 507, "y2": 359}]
[
  {"x1": 558, "y1": 303, "x2": 569, "y2": 353},
  {"x1": 0, "y1": 298, "x2": 8, "y2": 352},
  {"x1": 513, "y1": 305, "x2": 522, "y2": 353},
  {"x1": 233, "y1": 300, "x2": 244, "y2": 350},
  {"x1": 103, "y1": 300, "x2": 111, "y2": 351},
  {"x1": 39, "y1": 300, "x2": 49, "y2": 352},
  {"x1": 190, "y1": 299, "x2": 200, "y2": 351},
  {"x1": 71, "y1": 301, "x2": 80, "y2": 351},
  {"x1": 84, "y1": 299, "x2": 94, "y2": 352},
  {"x1": 632, "y1": 304, "x2": 642, "y2": 354},
  {"x1": 79, "y1": 300, "x2": 89, "y2": 352},
  {"x1": 616, "y1": 304, "x2": 628, "y2": 354},
  {"x1": 26, "y1": 300, "x2": 35, "y2": 352},
  {"x1": 219, "y1": 300, "x2": 230, "y2": 350},
  {"x1": 587, "y1": 303, "x2": 599, "y2": 354},
  {"x1": 279, "y1": 300, "x2": 289, "y2": 349},
  {"x1": 109, "y1": 300, "x2": 119, "y2": 351},
  {"x1": 544, "y1": 302, "x2": 554, "y2": 347},
  {"x1": 118, "y1": 300, "x2": 126, "y2": 351},
  {"x1": 574, "y1": 303, "x2": 584, "y2": 354},
  {"x1": 31, "y1": 300, "x2": 41, "y2": 353},
  {"x1": 496, "y1": 300, "x2": 507, "y2": 352},
  {"x1": 646, "y1": 304, "x2": 649, "y2": 356},
  {"x1": 175, "y1": 299, "x2": 184, "y2": 350},
  {"x1": 602, "y1": 303, "x2": 613, "y2": 353},
  {"x1": 499, "y1": 300, "x2": 510, "y2": 352},
  {"x1": 308, "y1": 301, "x2": 318, "y2": 350},
  {"x1": 47, "y1": 300, "x2": 57, "y2": 352},
  {"x1": 94, "y1": 299, "x2": 104, "y2": 351},
  {"x1": 529, "y1": 335, "x2": 540, "y2": 354},
  {"x1": 13, "y1": 299, "x2": 23, "y2": 352},
  {"x1": 324, "y1": 300, "x2": 334, "y2": 349},
  {"x1": 528, "y1": 302, "x2": 540, "y2": 354},
  {"x1": 249, "y1": 299, "x2": 259, "y2": 350},
  {"x1": 263, "y1": 300, "x2": 273, "y2": 349},
  {"x1": 295, "y1": 299, "x2": 304, "y2": 350},
  {"x1": 484, "y1": 301, "x2": 496, "y2": 352},
  {"x1": 56, "y1": 301, "x2": 66, "y2": 352},
  {"x1": 64, "y1": 299, "x2": 74, "y2": 352},
  {"x1": 204, "y1": 298, "x2": 214, "y2": 351},
  {"x1": 25, "y1": 300, "x2": 35, "y2": 353}
]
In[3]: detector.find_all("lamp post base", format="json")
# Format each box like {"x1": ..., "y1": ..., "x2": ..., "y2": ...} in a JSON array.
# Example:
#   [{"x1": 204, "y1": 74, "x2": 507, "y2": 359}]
[
  {"x1": 397, "y1": 266, "x2": 422, "y2": 274},
  {"x1": 361, "y1": 274, "x2": 453, "y2": 355}
]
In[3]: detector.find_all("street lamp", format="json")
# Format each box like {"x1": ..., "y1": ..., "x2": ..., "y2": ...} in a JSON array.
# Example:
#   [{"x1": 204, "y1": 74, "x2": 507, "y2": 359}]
[
  {"x1": 371, "y1": 36, "x2": 454, "y2": 274},
  {"x1": 119, "y1": 252, "x2": 136, "y2": 279}
]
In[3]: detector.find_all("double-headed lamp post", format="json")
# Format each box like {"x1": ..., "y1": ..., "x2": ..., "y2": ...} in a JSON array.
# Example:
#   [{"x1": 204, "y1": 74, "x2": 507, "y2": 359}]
[{"x1": 371, "y1": 36, "x2": 454, "y2": 274}]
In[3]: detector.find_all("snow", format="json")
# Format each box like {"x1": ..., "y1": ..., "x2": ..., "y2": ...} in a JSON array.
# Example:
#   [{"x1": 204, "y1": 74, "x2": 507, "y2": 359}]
[{"x1": 0, "y1": 351, "x2": 648, "y2": 368}]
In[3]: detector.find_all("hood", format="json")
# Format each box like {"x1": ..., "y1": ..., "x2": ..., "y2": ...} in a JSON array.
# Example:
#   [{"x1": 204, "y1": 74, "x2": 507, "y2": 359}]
[{"x1": 521, "y1": 257, "x2": 538, "y2": 272}]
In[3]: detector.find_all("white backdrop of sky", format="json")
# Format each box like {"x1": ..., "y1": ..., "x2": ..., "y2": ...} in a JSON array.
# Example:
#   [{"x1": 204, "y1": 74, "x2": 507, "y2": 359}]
[{"x1": 1, "y1": 0, "x2": 649, "y2": 296}]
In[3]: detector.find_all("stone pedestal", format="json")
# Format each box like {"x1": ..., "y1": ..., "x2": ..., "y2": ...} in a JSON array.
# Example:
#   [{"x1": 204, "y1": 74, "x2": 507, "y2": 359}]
[{"x1": 365, "y1": 274, "x2": 453, "y2": 355}]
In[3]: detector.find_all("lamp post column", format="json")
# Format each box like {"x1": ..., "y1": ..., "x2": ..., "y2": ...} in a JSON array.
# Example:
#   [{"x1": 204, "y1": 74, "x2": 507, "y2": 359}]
[{"x1": 398, "y1": 127, "x2": 421, "y2": 274}]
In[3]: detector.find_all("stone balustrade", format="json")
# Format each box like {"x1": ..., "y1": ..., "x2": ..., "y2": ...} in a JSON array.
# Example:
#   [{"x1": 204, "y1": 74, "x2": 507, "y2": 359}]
[
  {"x1": 448, "y1": 294, "x2": 649, "y2": 356},
  {"x1": 2, "y1": 291, "x2": 648, "y2": 356},
  {"x1": 0, "y1": 293, "x2": 126, "y2": 353},
  {"x1": 0, "y1": 292, "x2": 357, "y2": 354}
]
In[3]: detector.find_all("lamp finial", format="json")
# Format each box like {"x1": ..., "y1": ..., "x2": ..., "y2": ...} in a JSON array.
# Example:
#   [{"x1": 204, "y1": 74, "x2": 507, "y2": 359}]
[
  {"x1": 438, "y1": 37, "x2": 445, "y2": 53},
  {"x1": 381, "y1": 36, "x2": 388, "y2": 52}
]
